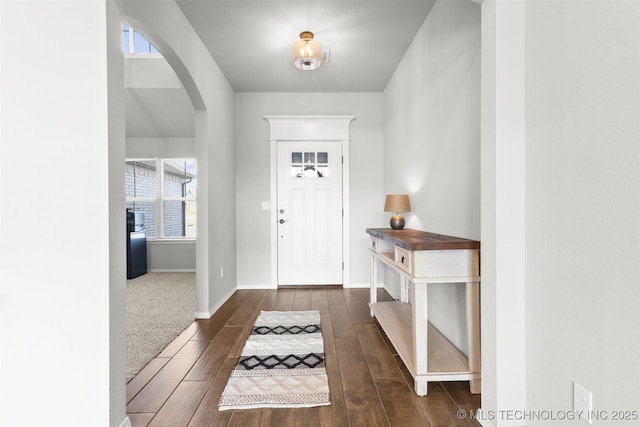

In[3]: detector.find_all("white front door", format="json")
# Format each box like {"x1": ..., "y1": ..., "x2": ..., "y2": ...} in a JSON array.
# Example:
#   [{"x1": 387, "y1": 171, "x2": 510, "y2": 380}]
[{"x1": 277, "y1": 141, "x2": 343, "y2": 285}]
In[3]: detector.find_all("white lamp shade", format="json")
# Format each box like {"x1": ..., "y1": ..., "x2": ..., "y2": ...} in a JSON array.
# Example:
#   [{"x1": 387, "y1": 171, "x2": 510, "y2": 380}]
[{"x1": 293, "y1": 32, "x2": 321, "y2": 70}]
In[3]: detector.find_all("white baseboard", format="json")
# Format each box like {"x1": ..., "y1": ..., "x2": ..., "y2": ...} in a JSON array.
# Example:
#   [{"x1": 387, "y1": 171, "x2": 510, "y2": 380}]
[
  {"x1": 148, "y1": 268, "x2": 196, "y2": 273},
  {"x1": 118, "y1": 416, "x2": 132, "y2": 427},
  {"x1": 234, "y1": 283, "x2": 383, "y2": 290},
  {"x1": 343, "y1": 282, "x2": 368, "y2": 289},
  {"x1": 344, "y1": 282, "x2": 385, "y2": 289},
  {"x1": 237, "y1": 283, "x2": 278, "y2": 290},
  {"x1": 195, "y1": 286, "x2": 238, "y2": 319}
]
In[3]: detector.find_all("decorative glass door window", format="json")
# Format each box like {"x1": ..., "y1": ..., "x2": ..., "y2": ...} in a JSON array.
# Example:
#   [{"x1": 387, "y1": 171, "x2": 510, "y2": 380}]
[{"x1": 290, "y1": 151, "x2": 329, "y2": 178}]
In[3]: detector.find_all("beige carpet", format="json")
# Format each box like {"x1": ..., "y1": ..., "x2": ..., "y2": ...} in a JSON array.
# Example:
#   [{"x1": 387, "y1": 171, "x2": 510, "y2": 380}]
[{"x1": 126, "y1": 272, "x2": 195, "y2": 382}]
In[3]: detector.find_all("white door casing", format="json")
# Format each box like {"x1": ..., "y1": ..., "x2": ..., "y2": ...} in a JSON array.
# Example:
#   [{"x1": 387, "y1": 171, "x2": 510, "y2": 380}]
[
  {"x1": 277, "y1": 141, "x2": 343, "y2": 285},
  {"x1": 265, "y1": 115, "x2": 355, "y2": 288}
]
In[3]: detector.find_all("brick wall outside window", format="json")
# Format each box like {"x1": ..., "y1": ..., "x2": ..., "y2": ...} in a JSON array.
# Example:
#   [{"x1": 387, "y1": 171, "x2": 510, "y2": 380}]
[{"x1": 125, "y1": 160, "x2": 196, "y2": 238}]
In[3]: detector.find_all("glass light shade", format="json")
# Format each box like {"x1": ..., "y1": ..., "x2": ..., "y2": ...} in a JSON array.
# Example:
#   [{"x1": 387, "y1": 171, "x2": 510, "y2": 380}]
[{"x1": 293, "y1": 31, "x2": 321, "y2": 70}]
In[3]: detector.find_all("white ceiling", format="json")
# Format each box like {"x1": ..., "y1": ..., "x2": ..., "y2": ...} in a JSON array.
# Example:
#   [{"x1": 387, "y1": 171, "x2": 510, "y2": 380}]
[
  {"x1": 175, "y1": 0, "x2": 437, "y2": 92},
  {"x1": 125, "y1": 0, "x2": 439, "y2": 137}
]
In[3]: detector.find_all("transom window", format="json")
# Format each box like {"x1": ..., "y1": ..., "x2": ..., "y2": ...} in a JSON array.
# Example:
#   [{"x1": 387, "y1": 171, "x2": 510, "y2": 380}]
[
  {"x1": 122, "y1": 23, "x2": 159, "y2": 54},
  {"x1": 126, "y1": 159, "x2": 196, "y2": 239},
  {"x1": 290, "y1": 151, "x2": 329, "y2": 178}
]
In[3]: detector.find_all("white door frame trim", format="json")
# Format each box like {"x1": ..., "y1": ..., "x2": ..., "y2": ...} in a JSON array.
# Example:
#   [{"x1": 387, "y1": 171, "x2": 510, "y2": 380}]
[{"x1": 264, "y1": 115, "x2": 355, "y2": 288}]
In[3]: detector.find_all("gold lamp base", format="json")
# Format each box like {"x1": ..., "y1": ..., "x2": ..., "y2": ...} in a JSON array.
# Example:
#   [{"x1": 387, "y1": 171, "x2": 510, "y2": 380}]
[{"x1": 390, "y1": 214, "x2": 405, "y2": 230}]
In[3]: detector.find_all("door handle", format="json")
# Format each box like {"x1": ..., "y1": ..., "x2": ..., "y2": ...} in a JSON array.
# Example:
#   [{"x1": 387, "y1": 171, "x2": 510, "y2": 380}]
[{"x1": 279, "y1": 219, "x2": 289, "y2": 224}]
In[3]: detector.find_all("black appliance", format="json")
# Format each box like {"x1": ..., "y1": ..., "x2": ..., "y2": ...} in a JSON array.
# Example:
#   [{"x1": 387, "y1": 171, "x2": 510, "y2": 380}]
[{"x1": 126, "y1": 209, "x2": 147, "y2": 279}]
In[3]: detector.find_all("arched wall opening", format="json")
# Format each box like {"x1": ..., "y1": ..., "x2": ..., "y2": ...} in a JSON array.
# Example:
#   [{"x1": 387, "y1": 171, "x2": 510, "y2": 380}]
[
  {"x1": 122, "y1": 15, "x2": 212, "y2": 320},
  {"x1": 121, "y1": 0, "x2": 237, "y2": 327}
]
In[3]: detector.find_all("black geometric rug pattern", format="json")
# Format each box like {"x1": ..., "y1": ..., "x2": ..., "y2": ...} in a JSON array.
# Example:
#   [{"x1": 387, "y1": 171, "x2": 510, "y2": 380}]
[
  {"x1": 238, "y1": 352, "x2": 325, "y2": 370},
  {"x1": 252, "y1": 324, "x2": 321, "y2": 335},
  {"x1": 219, "y1": 310, "x2": 330, "y2": 410}
]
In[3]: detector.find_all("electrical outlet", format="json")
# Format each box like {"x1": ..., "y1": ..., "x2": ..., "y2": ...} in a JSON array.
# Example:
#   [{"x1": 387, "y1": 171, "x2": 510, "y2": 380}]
[
  {"x1": 220, "y1": 267, "x2": 224, "y2": 278},
  {"x1": 573, "y1": 382, "x2": 593, "y2": 425}
]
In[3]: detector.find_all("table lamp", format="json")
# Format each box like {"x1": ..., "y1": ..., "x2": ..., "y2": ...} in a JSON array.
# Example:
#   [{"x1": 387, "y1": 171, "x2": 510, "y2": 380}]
[{"x1": 384, "y1": 194, "x2": 411, "y2": 230}]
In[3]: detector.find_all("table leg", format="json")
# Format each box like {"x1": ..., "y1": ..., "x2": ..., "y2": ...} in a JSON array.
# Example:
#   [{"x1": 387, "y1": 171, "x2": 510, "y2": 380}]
[
  {"x1": 369, "y1": 252, "x2": 378, "y2": 316},
  {"x1": 400, "y1": 275, "x2": 407, "y2": 303},
  {"x1": 412, "y1": 281, "x2": 428, "y2": 395},
  {"x1": 465, "y1": 280, "x2": 481, "y2": 394}
]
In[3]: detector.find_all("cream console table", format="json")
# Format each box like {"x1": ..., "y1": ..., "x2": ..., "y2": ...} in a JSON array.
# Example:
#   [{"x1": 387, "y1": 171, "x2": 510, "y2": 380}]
[{"x1": 367, "y1": 228, "x2": 480, "y2": 396}]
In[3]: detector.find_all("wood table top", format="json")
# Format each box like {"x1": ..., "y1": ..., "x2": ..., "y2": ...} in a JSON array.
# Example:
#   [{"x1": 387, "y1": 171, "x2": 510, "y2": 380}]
[{"x1": 366, "y1": 228, "x2": 480, "y2": 251}]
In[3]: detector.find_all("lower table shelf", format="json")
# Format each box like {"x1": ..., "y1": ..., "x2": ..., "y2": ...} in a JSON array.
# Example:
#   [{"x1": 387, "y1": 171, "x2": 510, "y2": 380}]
[{"x1": 370, "y1": 301, "x2": 475, "y2": 390}]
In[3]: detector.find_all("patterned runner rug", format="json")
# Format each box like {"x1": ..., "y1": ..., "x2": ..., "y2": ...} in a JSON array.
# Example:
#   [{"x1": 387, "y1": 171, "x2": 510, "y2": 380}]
[{"x1": 218, "y1": 310, "x2": 331, "y2": 410}]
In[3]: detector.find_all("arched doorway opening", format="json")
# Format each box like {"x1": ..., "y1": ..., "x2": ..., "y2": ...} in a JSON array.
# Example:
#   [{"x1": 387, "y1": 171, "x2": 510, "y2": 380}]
[{"x1": 120, "y1": 17, "x2": 208, "y2": 382}]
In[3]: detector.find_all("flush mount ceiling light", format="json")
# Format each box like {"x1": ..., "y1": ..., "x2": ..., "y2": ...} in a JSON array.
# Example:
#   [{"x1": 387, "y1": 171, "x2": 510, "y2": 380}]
[{"x1": 293, "y1": 31, "x2": 321, "y2": 70}]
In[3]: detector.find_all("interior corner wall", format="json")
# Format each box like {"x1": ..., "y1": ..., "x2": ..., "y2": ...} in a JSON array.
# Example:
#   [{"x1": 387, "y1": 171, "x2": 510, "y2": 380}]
[
  {"x1": 524, "y1": 1, "x2": 640, "y2": 425},
  {"x1": 1, "y1": 1, "x2": 118, "y2": 425},
  {"x1": 234, "y1": 92, "x2": 384, "y2": 288},
  {"x1": 382, "y1": 0, "x2": 481, "y2": 355}
]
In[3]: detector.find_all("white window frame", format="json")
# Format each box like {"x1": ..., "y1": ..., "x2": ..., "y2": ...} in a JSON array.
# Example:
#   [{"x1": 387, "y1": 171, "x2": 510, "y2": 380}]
[{"x1": 126, "y1": 158, "x2": 196, "y2": 241}]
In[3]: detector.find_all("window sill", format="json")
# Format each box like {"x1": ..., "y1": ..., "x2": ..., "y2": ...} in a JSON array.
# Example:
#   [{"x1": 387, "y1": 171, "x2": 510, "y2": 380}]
[
  {"x1": 124, "y1": 53, "x2": 164, "y2": 59},
  {"x1": 147, "y1": 239, "x2": 196, "y2": 245}
]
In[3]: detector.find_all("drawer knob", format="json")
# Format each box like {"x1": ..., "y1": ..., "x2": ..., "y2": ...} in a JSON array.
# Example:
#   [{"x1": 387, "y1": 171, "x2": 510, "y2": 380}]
[{"x1": 401, "y1": 256, "x2": 405, "y2": 263}]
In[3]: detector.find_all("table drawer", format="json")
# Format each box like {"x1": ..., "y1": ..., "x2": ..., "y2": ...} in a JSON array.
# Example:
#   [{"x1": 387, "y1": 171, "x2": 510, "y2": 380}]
[
  {"x1": 394, "y1": 245, "x2": 412, "y2": 274},
  {"x1": 369, "y1": 236, "x2": 379, "y2": 253}
]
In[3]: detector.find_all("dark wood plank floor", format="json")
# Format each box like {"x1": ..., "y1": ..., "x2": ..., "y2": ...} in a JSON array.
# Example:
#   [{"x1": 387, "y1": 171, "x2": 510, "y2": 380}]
[{"x1": 126, "y1": 288, "x2": 482, "y2": 427}]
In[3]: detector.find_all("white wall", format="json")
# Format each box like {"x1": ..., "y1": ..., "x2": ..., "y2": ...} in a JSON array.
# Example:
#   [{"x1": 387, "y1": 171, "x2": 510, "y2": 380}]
[
  {"x1": 383, "y1": 0, "x2": 481, "y2": 355},
  {"x1": 126, "y1": 136, "x2": 194, "y2": 158},
  {"x1": 1, "y1": 1, "x2": 126, "y2": 425},
  {"x1": 480, "y1": 1, "x2": 640, "y2": 426},
  {"x1": 147, "y1": 240, "x2": 196, "y2": 272},
  {"x1": 523, "y1": 1, "x2": 640, "y2": 425},
  {"x1": 124, "y1": 56, "x2": 182, "y2": 89},
  {"x1": 234, "y1": 93, "x2": 384, "y2": 288},
  {"x1": 124, "y1": 56, "x2": 195, "y2": 138}
]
